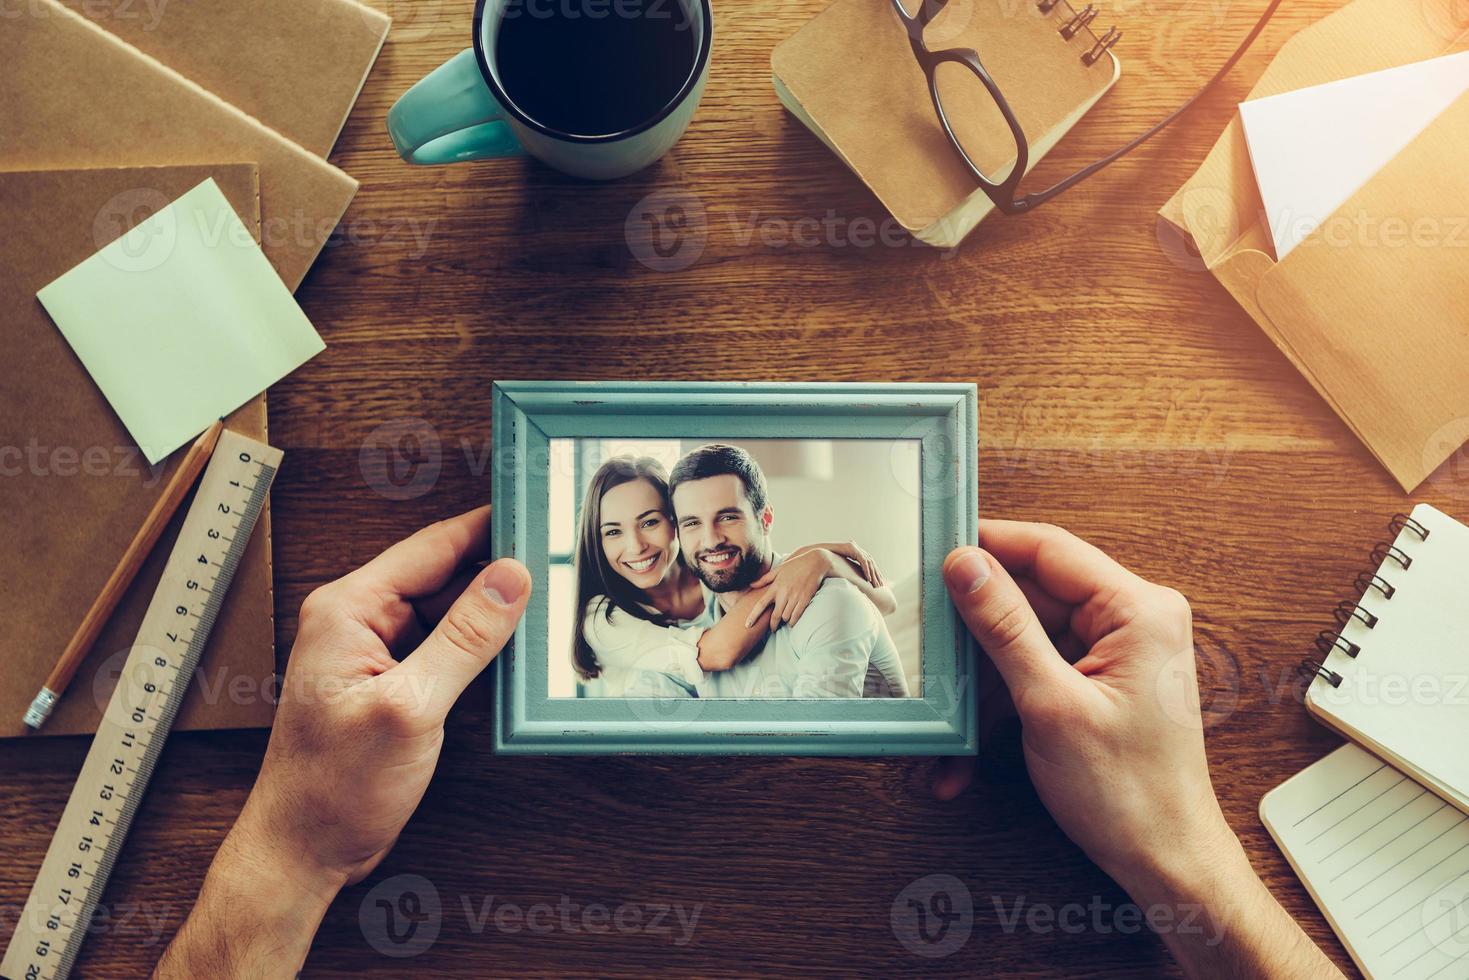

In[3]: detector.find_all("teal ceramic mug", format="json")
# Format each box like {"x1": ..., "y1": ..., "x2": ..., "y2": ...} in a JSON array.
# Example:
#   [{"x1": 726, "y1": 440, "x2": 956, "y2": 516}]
[{"x1": 388, "y1": 0, "x2": 712, "y2": 179}]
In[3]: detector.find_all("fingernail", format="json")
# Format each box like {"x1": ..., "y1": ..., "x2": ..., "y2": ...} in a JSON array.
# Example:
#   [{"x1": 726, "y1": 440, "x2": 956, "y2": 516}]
[
  {"x1": 481, "y1": 560, "x2": 526, "y2": 605},
  {"x1": 948, "y1": 550, "x2": 990, "y2": 593}
]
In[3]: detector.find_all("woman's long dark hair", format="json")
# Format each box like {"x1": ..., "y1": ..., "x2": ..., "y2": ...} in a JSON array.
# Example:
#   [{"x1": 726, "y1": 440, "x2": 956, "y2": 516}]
[{"x1": 571, "y1": 456, "x2": 677, "y2": 680}]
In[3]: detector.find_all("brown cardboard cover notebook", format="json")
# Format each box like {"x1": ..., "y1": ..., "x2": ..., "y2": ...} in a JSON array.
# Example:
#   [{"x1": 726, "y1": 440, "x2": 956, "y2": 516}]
[
  {"x1": 0, "y1": 165, "x2": 275, "y2": 738},
  {"x1": 0, "y1": 0, "x2": 384, "y2": 737},
  {"x1": 772, "y1": 0, "x2": 1120, "y2": 246},
  {"x1": 59, "y1": 0, "x2": 391, "y2": 157},
  {"x1": 0, "y1": 0, "x2": 359, "y2": 290}
]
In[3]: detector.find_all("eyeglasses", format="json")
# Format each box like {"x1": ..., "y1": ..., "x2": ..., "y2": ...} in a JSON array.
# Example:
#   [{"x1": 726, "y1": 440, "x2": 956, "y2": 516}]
[{"x1": 894, "y1": 0, "x2": 1285, "y2": 215}]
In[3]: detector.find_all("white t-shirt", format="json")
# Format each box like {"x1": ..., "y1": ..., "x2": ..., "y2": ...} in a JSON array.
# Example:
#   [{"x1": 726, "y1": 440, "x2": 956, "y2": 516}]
[{"x1": 579, "y1": 596, "x2": 709, "y2": 698}]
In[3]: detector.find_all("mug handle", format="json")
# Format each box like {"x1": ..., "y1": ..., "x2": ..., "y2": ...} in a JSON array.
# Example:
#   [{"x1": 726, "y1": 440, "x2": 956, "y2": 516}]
[{"x1": 387, "y1": 48, "x2": 523, "y2": 165}]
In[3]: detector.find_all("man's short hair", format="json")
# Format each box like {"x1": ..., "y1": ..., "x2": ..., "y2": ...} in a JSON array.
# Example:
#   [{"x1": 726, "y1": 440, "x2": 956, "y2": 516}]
[{"x1": 669, "y1": 444, "x2": 769, "y2": 513}]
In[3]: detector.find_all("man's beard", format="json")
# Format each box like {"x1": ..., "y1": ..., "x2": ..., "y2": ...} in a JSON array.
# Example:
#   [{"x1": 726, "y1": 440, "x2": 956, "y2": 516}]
[{"x1": 690, "y1": 543, "x2": 765, "y2": 592}]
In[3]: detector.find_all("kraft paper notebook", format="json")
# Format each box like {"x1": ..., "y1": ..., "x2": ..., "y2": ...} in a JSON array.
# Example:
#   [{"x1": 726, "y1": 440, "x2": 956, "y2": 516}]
[
  {"x1": 0, "y1": 0, "x2": 359, "y2": 290},
  {"x1": 0, "y1": 165, "x2": 275, "y2": 739},
  {"x1": 58, "y1": 0, "x2": 391, "y2": 158},
  {"x1": 772, "y1": 0, "x2": 1121, "y2": 247},
  {"x1": 1298, "y1": 504, "x2": 1469, "y2": 814},
  {"x1": 1159, "y1": 0, "x2": 1469, "y2": 492},
  {"x1": 1262, "y1": 743, "x2": 1469, "y2": 979}
]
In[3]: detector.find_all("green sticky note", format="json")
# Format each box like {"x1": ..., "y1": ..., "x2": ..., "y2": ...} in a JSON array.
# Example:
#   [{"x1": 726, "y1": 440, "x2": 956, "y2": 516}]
[{"x1": 37, "y1": 178, "x2": 325, "y2": 464}]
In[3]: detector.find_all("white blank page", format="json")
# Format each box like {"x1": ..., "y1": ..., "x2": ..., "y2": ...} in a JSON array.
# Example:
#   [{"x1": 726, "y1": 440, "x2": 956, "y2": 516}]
[
  {"x1": 1306, "y1": 503, "x2": 1469, "y2": 812},
  {"x1": 1240, "y1": 52, "x2": 1469, "y2": 260},
  {"x1": 1263, "y1": 743, "x2": 1469, "y2": 979}
]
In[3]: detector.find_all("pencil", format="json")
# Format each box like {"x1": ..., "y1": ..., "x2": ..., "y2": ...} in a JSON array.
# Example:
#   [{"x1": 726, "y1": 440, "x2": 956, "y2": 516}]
[{"x1": 23, "y1": 420, "x2": 226, "y2": 731}]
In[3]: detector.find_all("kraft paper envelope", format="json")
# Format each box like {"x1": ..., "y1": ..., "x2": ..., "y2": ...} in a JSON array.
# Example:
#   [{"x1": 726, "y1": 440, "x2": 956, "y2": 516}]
[
  {"x1": 1239, "y1": 51, "x2": 1469, "y2": 259},
  {"x1": 1159, "y1": 0, "x2": 1469, "y2": 491}
]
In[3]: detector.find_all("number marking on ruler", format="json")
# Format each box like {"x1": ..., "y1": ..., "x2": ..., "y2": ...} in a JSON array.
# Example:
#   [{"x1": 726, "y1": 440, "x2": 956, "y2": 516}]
[{"x1": 1, "y1": 431, "x2": 282, "y2": 980}]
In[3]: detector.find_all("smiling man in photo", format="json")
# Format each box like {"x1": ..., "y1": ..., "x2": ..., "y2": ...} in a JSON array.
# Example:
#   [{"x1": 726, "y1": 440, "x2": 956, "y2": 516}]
[{"x1": 668, "y1": 443, "x2": 909, "y2": 698}]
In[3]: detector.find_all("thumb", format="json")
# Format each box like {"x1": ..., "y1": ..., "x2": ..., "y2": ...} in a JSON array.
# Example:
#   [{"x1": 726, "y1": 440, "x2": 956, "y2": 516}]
[
  {"x1": 944, "y1": 547, "x2": 1071, "y2": 695},
  {"x1": 400, "y1": 558, "x2": 531, "y2": 717}
]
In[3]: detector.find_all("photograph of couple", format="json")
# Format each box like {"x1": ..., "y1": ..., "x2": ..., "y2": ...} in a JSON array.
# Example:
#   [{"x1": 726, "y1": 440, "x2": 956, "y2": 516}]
[{"x1": 545, "y1": 437, "x2": 923, "y2": 699}]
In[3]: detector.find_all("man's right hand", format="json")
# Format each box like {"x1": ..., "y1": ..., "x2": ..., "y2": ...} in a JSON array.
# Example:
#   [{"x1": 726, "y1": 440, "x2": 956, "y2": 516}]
[
  {"x1": 937, "y1": 520, "x2": 1230, "y2": 888},
  {"x1": 936, "y1": 520, "x2": 1340, "y2": 979}
]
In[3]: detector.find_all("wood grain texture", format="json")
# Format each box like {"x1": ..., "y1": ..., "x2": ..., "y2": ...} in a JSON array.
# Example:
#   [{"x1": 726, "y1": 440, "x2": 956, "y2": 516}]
[{"x1": 5, "y1": 0, "x2": 1469, "y2": 975}]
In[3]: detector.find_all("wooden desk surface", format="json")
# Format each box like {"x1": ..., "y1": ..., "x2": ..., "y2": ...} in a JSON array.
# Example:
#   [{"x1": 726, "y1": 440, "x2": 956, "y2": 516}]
[{"x1": 6, "y1": 0, "x2": 1467, "y2": 974}]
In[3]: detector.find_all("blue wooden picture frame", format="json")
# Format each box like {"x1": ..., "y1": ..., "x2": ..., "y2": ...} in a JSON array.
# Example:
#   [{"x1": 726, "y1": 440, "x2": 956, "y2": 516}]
[{"x1": 491, "y1": 381, "x2": 978, "y2": 755}]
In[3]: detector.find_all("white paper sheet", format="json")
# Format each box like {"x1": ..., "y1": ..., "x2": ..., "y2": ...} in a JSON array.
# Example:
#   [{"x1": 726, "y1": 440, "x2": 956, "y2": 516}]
[{"x1": 1239, "y1": 52, "x2": 1469, "y2": 260}]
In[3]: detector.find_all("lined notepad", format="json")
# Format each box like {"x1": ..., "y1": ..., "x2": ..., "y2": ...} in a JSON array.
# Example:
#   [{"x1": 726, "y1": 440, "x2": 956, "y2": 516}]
[{"x1": 1262, "y1": 743, "x2": 1469, "y2": 978}]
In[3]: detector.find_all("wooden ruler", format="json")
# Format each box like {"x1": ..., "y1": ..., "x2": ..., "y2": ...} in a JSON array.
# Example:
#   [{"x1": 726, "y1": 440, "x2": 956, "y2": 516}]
[{"x1": 1, "y1": 430, "x2": 282, "y2": 980}]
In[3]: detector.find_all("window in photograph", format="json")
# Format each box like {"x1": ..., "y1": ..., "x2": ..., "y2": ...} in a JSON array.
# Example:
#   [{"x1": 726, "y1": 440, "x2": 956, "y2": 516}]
[{"x1": 547, "y1": 437, "x2": 922, "y2": 700}]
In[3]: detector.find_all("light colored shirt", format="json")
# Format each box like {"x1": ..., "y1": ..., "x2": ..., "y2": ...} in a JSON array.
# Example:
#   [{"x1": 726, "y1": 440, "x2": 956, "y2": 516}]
[
  {"x1": 701, "y1": 574, "x2": 910, "y2": 699},
  {"x1": 580, "y1": 596, "x2": 706, "y2": 698},
  {"x1": 578, "y1": 558, "x2": 909, "y2": 699}
]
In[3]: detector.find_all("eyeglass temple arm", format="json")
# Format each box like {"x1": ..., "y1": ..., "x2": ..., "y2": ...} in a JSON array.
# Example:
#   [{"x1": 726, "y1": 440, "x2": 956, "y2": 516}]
[
  {"x1": 892, "y1": 0, "x2": 947, "y2": 33},
  {"x1": 1008, "y1": 0, "x2": 1286, "y2": 213}
]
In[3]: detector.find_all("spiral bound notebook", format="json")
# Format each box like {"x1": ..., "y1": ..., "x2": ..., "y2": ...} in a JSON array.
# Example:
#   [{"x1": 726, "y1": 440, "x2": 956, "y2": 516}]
[
  {"x1": 1261, "y1": 742, "x2": 1469, "y2": 979},
  {"x1": 772, "y1": 0, "x2": 1122, "y2": 247},
  {"x1": 1299, "y1": 504, "x2": 1469, "y2": 814}
]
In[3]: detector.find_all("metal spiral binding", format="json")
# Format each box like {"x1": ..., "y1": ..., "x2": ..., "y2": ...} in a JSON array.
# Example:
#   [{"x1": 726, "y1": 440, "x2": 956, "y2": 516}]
[
  {"x1": 1060, "y1": 3, "x2": 1099, "y2": 39},
  {"x1": 1038, "y1": 0, "x2": 1121, "y2": 66},
  {"x1": 1315, "y1": 629, "x2": 1360, "y2": 659},
  {"x1": 1354, "y1": 571, "x2": 1396, "y2": 599},
  {"x1": 1299, "y1": 657, "x2": 1342, "y2": 688},
  {"x1": 1301, "y1": 512, "x2": 1430, "y2": 693},
  {"x1": 1332, "y1": 599, "x2": 1378, "y2": 630},
  {"x1": 1370, "y1": 542, "x2": 1413, "y2": 570},
  {"x1": 1084, "y1": 26, "x2": 1122, "y2": 64},
  {"x1": 1389, "y1": 512, "x2": 1430, "y2": 541}
]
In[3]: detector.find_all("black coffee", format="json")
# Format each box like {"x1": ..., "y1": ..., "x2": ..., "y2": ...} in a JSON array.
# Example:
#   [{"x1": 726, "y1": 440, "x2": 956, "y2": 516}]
[{"x1": 495, "y1": 0, "x2": 697, "y2": 137}]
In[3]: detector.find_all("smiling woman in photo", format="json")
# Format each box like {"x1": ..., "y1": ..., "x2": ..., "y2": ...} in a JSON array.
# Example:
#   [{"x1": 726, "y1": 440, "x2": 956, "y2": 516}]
[{"x1": 571, "y1": 455, "x2": 896, "y2": 697}]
